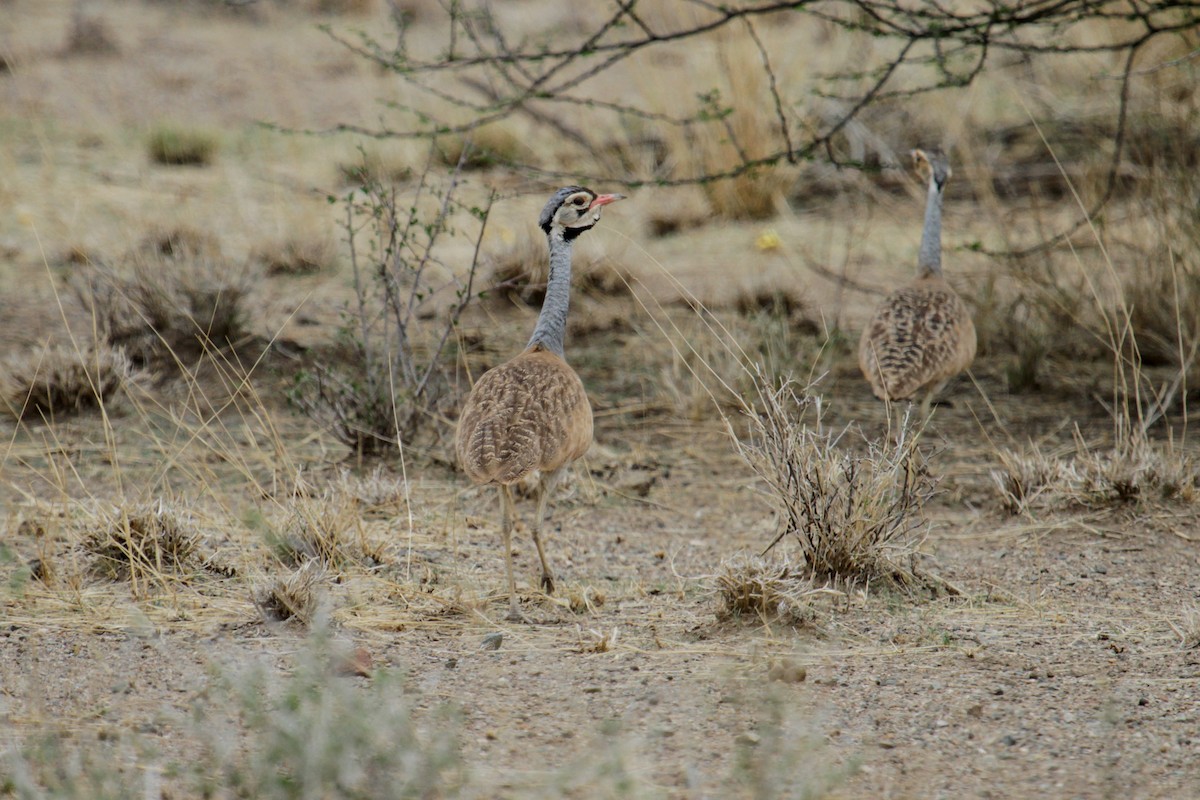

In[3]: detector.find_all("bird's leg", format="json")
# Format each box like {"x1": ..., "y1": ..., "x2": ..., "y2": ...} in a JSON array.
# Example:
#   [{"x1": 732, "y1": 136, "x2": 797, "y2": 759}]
[
  {"x1": 918, "y1": 391, "x2": 934, "y2": 420},
  {"x1": 531, "y1": 467, "x2": 564, "y2": 595},
  {"x1": 499, "y1": 484, "x2": 523, "y2": 621}
]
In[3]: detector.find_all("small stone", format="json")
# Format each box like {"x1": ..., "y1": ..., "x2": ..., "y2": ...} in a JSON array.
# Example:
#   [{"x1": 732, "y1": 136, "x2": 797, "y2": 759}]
[
  {"x1": 767, "y1": 659, "x2": 807, "y2": 684},
  {"x1": 336, "y1": 647, "x2": 373, "y2": 678}
]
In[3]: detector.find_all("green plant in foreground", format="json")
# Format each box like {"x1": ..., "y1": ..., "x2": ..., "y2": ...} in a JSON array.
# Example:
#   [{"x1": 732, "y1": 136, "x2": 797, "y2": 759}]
[
  {"x1": 1, "y1": 623, "x2": 466, "y2": 799},
  {"x1": 191, "y1": 624, "x2": 466, "y2": 799}
]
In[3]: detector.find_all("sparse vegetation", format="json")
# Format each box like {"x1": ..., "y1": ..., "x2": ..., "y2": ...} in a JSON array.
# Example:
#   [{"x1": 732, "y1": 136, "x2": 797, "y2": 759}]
[
  {"x1": 714, "y1": 553, "x2": 823, "y2": 627},
  {"x1": 0, "y1": 342, "x2": 138, "y2": 421},
  {"x1": 433, "y1": 124, "x2": 528, "y2": 171},
  {"x1": 253, "y1": 231, "x2": 338, "y2": 276},
  {"x1": 993, "y1": 434, "x2": 1200, "y2": 514},
  {"x1": 5, "y1": 3, "x2": 1200, "y2": 798},
  {"x1": 253, "y1": 559, "x2": 326, "y2": 624},
  {"x1": 62, "y1": 4, "x2": 119, "y2": 57},
  {"x1": 73, "y1": 228, "x2": 257, "y2": 363},
  {"x1": 731, "y1": 374, "x2": 937, "y2": 589},
  {"x1": 269, "y1": 493, "x2": 364, "y2": 568},
  {"x1": 289, "y1": 153, "x2": 491, "y2": 454},
  {"x1": 80, "y1": 499, "x2": 201, "y2": 592},
  {"x1": 146, "y1": 125, "x2": 219, "y2": 166}
]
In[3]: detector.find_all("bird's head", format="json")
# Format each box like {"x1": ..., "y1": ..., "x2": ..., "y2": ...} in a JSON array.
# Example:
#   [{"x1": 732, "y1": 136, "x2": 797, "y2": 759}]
[
  {"x1": 912, "y1": 148, "x2": 951, "y2": 191},
  {"x1": 539, "y1": 186, "x2": 625, "y2": 239}
]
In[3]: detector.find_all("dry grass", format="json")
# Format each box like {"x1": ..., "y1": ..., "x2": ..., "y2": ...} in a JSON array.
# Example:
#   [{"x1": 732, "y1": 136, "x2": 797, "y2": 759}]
[
  {"x1": 651, "y1": 307, "x2": 825, "y2": 421},
  {"x1": 433, "y1": 123, "x2": 529, "y2": 171},
  {"x1": 731, "y1": 374, "x2": 937, "y2": 589},
  {"x1": 309, "y1": 0, "x2": 378, "y2": 15},
  {"x1": 0, "y1": 342, "x2": 139, "y2": 421},
  {"x1": 483, "y1": 226, "x2": 634, "y2": 306},
  {"x1": 637, "y1": 12, "x2": 802, "y2": 220},
  {"x1": 335, "y1": 146, "x2": 414, "y2": 186},
  {"x1": 252, "y1": 231, "x2": 338, "y2": 276},
  {"x1": 253, "y1": 559, "x2": 326, "y2": 625},
  {"x1": 1171, "y1": 605, "x2": 1200, "y2": 650},
  {"x1": 80, "y1": 499, "x2": 201, "y2": 590},
  {"x1": 270, "y1": 493, "x2": 365, "y2": 569},
  {"x1": 62, "y1": 6, "x2": 119, "y2": 57},
  {"x1": 333, "y1": 465, "x2": 409, "y2": 516},
  {"x1": 714, "y1": 553, "x2": 824, "y2": 627},
  {"x1": 146, "y1": 124, "x2": 219, "y2": 167},
  {"x1": 993, "y1": 434, "x2": 1200, "y2": 514},
  {"x1": 73, "y1": 227, "x2": 258, "y2": 362}
]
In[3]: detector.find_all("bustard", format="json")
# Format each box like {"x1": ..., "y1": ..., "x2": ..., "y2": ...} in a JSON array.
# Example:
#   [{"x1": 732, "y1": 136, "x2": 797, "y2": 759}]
[
  {"x1": 859, "y1": 148, "x2": 976, "y2": 419},
  {"x1": 456, "y1": 186, "x2": 623, "y2": 621}
]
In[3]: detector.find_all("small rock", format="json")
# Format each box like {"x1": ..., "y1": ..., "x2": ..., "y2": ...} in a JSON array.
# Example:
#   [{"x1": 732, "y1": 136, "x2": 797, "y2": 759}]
[
  {"x1": 767, "y1": 659, "x2": 807, "y2": 684},
  {"x1": 333, "y1": 646, "x2": 374, "y2": 678}
]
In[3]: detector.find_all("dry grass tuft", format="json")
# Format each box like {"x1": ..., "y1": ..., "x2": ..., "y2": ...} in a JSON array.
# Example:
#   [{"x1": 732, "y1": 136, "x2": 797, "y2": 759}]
[
  {"x1": 484, "y1": 228, "x2": 633, "y2": 306},
  {"x1": 1, "y1": 342, "x2": 139, "y2": 421},
  {"x1": 434, "y1": 124, "x2": 529, "y2": 171},
  {"x1": 74, "y1": 230, "x2": 258, "y2": 362},
  {"x1": 335, "y1": 148, "x2": 413, "y2": 185},
  {"x1": 714, "y1": 553, "x2": 822, "y2": 626},
  {"x1": 574, "y1": 626, "x2": 619, "y2": 653},
  {"x1": 81, "y1": 499, "x2": 200, "y2": 588},
  {"x1": 309, "y1": 0, "x2": 378, "y2": 15},
  {"x1": 334, "y1": 465, "x2": 408, "y2": 516},
  {"x1": 566, "y1": 585, "x2": 606, "y2": 614},
  {"x1": 993, "y1": 435, "x2": 1200, "y2": 514},
  {"x1": 253, "y1": 560, "x2": 326, "y2": 625},
  {"x1": 651, "y1": 309, "x2": 823, "y2": 421},
  {"x1": 1171, "y1": 605, "x2": 1200, "y2": 650},
  {"x1": 731, "y1": 374, "x2": 937, "y2": 589},
  {"x1": 62, "y1": 8, "x2": 119, "y2": 57},
  {"x1": 252, "y1": 232, "x2": 338, "y2": 277},
  {"x1": 146, "y1": 125, "x2": 219, "y2": 167},
  {"x1": 643, "y1": 188, "x2": 712, "y2": 238},
  {"x1": 271, "y1": 494, "x2": 365, "y2": 568}
]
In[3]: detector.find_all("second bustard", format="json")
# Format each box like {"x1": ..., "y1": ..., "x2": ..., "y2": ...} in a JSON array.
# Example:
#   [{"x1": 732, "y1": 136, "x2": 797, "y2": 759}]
[
  {"x1": 456, "y1": 186, "x2": 623, "y2": 621},
  {"x1": 859, "y1": 149, "x2": 976, "y2": 417}
]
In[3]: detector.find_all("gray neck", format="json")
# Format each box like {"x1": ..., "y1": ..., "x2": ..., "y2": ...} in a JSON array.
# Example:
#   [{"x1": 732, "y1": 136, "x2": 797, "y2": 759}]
[
  {"x1": 527, "y1": 230, "x2": 573, "y2": 357},
  {"x1": 917, "y1": 179, "x2": 944, "y2": 277}
]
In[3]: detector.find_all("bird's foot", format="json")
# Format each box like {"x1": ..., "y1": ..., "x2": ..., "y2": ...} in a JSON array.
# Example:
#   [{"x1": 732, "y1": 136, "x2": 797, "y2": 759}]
[{"x1": 540, "y1": 572, "x2": 556, "y2": 595}]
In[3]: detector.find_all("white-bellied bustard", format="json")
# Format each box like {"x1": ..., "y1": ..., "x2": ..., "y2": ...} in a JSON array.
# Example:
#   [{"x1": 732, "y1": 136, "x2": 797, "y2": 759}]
[
  {"x1": 859, "y1": 149, "x2": 976, "y2": 420},
  {"x1": 456, "y1": 186, "x2": 624, "y2": 621}
]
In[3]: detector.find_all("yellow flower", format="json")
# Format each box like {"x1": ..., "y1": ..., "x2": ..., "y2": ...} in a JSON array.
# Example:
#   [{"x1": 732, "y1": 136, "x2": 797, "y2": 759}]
[{"x1": 755, "y1": 229, "x2": 782, "y2": 252}]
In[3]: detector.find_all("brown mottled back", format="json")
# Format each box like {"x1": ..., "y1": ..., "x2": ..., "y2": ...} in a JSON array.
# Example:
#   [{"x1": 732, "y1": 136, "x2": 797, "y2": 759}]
[
  {"x1": 456, "y1": 346, "x2": 593, "y2": 486},
  {"x1": 858, "y1": 274, "x2": 977, "y2": 403}
]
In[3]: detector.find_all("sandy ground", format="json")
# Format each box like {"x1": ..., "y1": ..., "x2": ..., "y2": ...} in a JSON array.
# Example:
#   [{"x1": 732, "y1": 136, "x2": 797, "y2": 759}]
[{"x1": 2, "y1": 2, "x2": 1199, "y2": 798}]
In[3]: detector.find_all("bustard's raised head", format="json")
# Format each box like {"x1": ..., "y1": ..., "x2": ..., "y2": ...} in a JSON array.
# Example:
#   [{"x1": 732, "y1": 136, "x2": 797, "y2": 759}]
[
  {"x1": 538, "y1": 186, "x2": 625, "y2": 239},
  {"x1": 912, "y1": 149, "x2": 951, "y2": 191}
]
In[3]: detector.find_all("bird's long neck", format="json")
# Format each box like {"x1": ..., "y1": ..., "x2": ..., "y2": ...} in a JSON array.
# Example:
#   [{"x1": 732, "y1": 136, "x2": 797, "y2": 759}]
[
  {"x1": 527, "y1": 229, "x2": 573, "y2": 357},
  {"x1": 917, "y1": 179, "x2": 944, "y2": 278}
]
